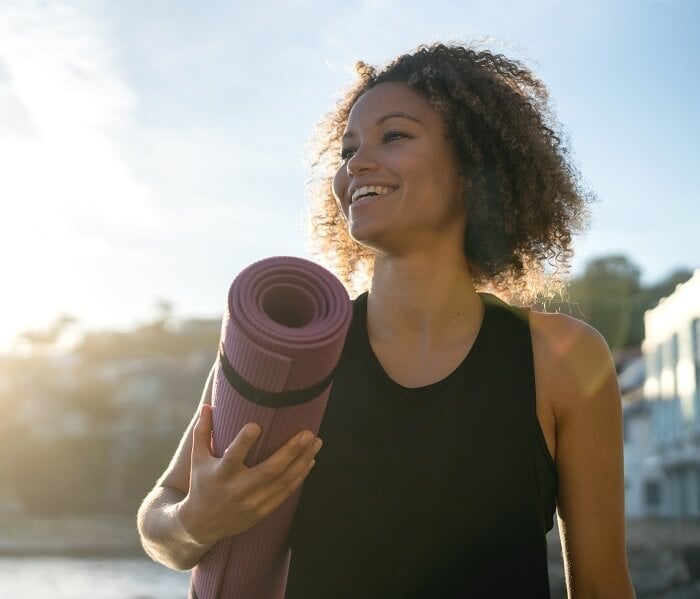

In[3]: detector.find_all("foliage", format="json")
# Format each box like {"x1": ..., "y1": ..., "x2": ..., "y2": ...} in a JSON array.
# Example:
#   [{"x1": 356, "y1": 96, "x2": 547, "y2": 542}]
[
  {"x1": 0, "y1": 303, "x2": 218, "y2": 516},
  {"x1": 548, "y1": 255, "x2": 693, "y2": 350}
]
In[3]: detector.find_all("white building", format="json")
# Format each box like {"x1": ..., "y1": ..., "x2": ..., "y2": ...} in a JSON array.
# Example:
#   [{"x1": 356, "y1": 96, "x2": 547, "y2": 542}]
[
  {"x1": 642, "y1": 270, "x2": 700, "y2": 518},
  {"x1": 621, "y1": 357, "x2": 666, "y2": 519}
]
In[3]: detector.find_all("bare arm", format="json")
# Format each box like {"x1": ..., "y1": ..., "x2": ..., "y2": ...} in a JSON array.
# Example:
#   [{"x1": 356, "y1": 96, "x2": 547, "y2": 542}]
[
  {"x1": 531, "y1": 313, "x2": 636, "y2": 598},
  {"x1": 136, "y1": 363, "x2": 215, "y2": 570},
  {"x1": 137, "y1": 363, "x2": 323, "y2": 571}
]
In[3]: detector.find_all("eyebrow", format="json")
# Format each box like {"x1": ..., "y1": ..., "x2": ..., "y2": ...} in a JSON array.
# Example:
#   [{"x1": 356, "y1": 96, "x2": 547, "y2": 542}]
[{"x1": 342, "y1": 111, "x2": 423, "y2": 140}]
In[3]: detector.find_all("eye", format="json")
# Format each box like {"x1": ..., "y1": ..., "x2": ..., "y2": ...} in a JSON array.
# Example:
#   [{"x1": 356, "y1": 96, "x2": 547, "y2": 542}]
[
  {"x1": 340, "y1": 147, "x2": 356, "y2": 162},
  {"x1": 383, "y1": 130, "x2": 409, "y2": 143}
]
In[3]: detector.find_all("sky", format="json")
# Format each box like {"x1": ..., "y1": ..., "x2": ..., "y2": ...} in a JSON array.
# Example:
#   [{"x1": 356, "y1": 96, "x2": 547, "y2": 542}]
[{"x1": 0, "y1": 0, "x2": 698, "y2": 353}]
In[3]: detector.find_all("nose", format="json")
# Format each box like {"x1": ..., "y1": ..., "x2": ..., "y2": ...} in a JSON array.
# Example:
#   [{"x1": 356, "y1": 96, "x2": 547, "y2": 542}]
[{"x1": 346, "y1": 144, "x2": 379, "y2": 176}]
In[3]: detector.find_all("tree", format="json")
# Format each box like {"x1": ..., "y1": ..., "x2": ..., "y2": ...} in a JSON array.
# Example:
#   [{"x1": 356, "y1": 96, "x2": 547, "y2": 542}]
[
  {"x1": 565, "y1": 255, "x2": 641, "y2": 349},
  {"x1": 562, "y1": 256, "x2": 693, "y2": 350},
  {"x1": 14, "y1": 313, "x2": 77, "y2": 354}
]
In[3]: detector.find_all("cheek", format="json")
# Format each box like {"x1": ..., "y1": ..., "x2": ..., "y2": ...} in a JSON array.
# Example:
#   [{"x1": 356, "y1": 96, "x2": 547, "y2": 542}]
[
  {"x1": 332, "y1": 170, "x2": 348, "y2": 214},
  {"x1": 432, "y1": 150, "x2": 465, "y2": 207}
]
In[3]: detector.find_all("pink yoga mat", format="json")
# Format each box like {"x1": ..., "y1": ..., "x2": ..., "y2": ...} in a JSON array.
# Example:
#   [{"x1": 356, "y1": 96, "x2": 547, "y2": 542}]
[{"x1": 190, "y1": 256, "x2": 352, "y2": 599}]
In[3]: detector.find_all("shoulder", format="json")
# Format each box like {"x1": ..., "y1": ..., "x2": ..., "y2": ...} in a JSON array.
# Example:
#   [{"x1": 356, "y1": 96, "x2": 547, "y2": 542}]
[
  {"x1": 528, "y1": 310, "x2": 617, "y2": 422},
  {"x1": 528, "y1": 309, "x2": 610, "y2": 358}
]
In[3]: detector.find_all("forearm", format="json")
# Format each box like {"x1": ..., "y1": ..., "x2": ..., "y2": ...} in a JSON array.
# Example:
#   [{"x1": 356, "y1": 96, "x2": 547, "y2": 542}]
[
  {"x1": 137, "y1": 486, "x2": 214, "y2": 571},
  {"x1": 565, "y1": 565, "x2": 637, "y2": 599}
]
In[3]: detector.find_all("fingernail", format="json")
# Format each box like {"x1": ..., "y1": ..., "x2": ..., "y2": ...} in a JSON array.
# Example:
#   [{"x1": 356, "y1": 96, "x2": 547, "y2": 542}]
[
  {"x1": 300, "y1": 431, "x2": 313, "y2": 445},
  {"x1": 312, "y1": 438, "x2": 323, "y2": 452}
]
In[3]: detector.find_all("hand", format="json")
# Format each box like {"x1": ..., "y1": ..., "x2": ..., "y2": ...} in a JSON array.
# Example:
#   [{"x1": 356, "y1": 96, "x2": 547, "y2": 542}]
[{"x1": 178, "y1": 404, "x2": 322, "y2": 546}]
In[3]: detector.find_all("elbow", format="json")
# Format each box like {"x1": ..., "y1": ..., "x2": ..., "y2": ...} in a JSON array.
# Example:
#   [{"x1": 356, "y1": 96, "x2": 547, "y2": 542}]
[
  {"x1": 136, "y1": 491, "x2": 160, "y2": 553},
  {"x1": 143, "y1": 549, "x2": 197, "y2": 573},
  {"x1": 171, "y1": 558, "x2": 199, "y2": 572},
  {"x1": 136, "y1": 487, "x2": 206, "y2": 572},
  {"x1": 143, "y1": 545, "x2": 197, "y2": 572},
  {"x1": 138, "y1": 527, "x2": 199, "y2": 573}
]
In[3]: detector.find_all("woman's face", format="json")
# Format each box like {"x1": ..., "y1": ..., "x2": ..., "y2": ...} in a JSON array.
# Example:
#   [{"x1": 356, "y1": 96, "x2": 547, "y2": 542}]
[{"x1": 333, "y1": 81, "x2": 465, "y2": 254}]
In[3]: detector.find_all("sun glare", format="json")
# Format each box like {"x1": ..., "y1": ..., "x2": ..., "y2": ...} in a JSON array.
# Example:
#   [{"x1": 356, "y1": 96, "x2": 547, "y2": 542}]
[{"x1": 0, "y1": 2, "x2": 156, "y2": 354}]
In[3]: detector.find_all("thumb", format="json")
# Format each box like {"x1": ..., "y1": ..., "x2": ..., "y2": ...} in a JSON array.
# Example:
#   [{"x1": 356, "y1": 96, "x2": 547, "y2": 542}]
[{"x1": 191, "y1": 403, "x2": 214, "y2": 464}]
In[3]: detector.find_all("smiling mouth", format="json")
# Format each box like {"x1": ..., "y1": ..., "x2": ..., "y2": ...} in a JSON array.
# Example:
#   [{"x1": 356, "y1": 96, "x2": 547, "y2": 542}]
[{"x1": 351, "y1": 185, "x2": 396, "y2": 204}]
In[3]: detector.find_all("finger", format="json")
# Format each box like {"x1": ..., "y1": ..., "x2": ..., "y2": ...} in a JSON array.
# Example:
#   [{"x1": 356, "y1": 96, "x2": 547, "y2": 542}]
[
  {"x1": 191, "y1": 404, "x2": 214, "y2": 464},
  {"x1": 246, "y1": 436, "x2": 321, "y2": 503},
  {"x1": 246, "y1": 430, "x2": 316, "y2": 483},
  {"x1": 254, "y1": 458, "x2": 316, "y2": 521},
  {"x1": 220, "y1": 422, "x2": 263, "y2": 472}
]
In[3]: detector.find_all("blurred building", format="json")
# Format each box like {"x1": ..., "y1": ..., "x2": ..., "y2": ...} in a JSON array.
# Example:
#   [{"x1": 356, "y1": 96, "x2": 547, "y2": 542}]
[
  {"x1": 621, "y1": 355, "x2": 663, "y2": 518},
  {"x1": 0, "y1": 315, "x2": 219, "y2": 515},
  {"x1": 639, "y1": 269, "x2": 700, "y2": 518}
]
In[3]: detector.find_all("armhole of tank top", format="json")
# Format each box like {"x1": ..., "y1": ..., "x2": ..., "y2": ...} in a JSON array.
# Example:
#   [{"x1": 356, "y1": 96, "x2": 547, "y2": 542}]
[
  {"x1": 535, "y1": 417, "x2": 557, "y2": 479},
  {"x1": 523, "y1": 304, "x2": 557, "y2": 481}
]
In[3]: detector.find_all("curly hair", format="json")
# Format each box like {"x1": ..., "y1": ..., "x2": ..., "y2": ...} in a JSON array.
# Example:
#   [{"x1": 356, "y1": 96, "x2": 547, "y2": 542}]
[{"x1": 307, "y1": 42, "x2": 593, "y2": 302}]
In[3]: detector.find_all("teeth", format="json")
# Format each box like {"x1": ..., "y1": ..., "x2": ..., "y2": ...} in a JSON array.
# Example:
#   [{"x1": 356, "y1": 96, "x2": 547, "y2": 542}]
[{"x1": 351, "y1": 185, "x2": 395, "y2": 203}]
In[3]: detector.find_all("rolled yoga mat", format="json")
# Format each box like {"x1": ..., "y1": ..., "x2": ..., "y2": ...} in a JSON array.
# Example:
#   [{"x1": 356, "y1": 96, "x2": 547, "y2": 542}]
[{"x1": 190, "y1": 256, "x2": 352, "y2": 599}]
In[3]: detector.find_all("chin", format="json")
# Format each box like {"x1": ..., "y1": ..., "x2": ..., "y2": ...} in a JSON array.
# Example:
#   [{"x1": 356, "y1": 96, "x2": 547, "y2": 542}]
[
  {"x1": 350, "y1": 229, "x2": 402, "y2": 257},
  {"x1": 348, "y1": 222, "x2": 377, "y2": 244}
]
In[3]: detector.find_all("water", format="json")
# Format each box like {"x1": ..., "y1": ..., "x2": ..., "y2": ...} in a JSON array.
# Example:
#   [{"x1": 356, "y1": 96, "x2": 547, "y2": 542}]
[
  {"x1": 0, "y1": 556, "x2": 190, "y2": 599},
  {"x1": 3, "y1": 555, "x2": 700, "y2": 598}
]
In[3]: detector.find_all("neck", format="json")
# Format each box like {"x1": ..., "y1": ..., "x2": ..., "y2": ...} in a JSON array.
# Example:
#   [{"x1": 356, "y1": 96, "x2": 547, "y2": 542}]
[{"x1": 367, "y1": 244, "x2": 483, "y2": 348}]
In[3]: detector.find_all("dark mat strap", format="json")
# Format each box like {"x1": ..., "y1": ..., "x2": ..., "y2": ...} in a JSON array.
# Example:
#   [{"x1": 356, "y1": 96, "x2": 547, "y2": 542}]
[{"x1": 218, "y1": 344, "x2": 334, "y2": 408}]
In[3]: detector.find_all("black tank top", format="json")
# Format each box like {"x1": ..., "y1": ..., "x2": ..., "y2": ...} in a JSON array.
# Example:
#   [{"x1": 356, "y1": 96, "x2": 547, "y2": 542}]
[{"x1": 286, "y1": 292, "x2": 558, "y2": 598}]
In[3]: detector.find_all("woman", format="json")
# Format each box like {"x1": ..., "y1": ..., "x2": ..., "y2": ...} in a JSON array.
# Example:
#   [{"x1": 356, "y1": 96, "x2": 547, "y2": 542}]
[{"x1": 138, "y1": 43, "x2": 636, "y2": 597}]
